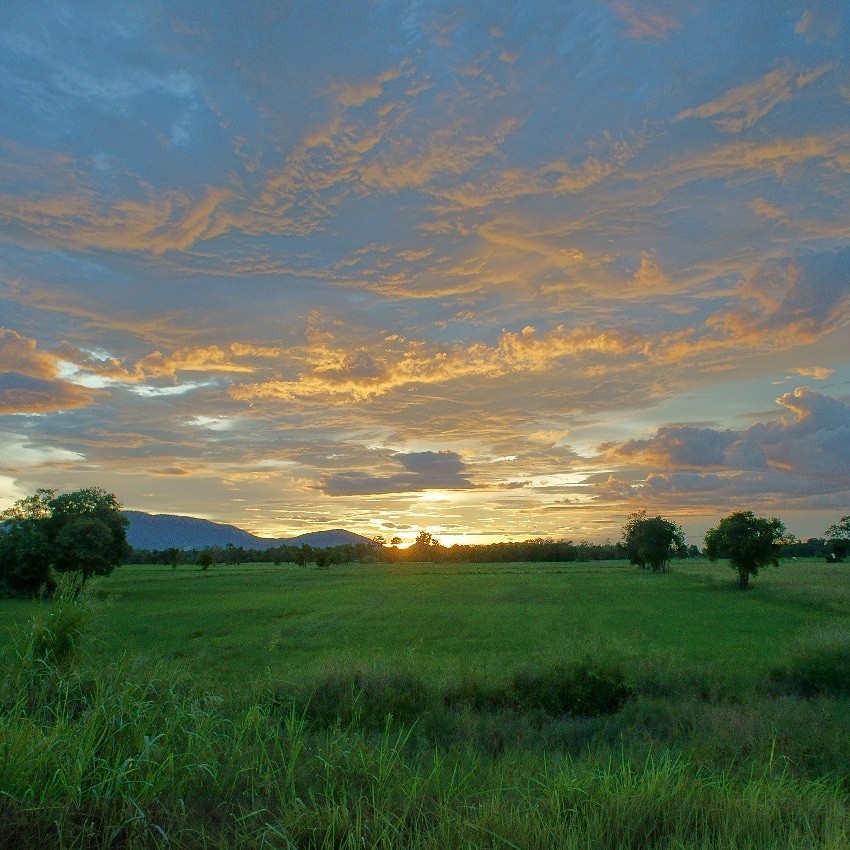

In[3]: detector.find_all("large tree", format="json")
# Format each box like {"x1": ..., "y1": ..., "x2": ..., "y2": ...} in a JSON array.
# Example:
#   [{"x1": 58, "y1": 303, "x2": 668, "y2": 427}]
[
  {"x1": 825, "y1": 516, "x2": 850, "y2": 562},
  {"x1": 621, "y1": 510, "x2": 686, "y2": 573},
  {"x1": 0, "y1": 487, "x2": 129, "y2": 594},
  {"x1": 704, "y1": 510, "x2": 787, "y2": 589}
]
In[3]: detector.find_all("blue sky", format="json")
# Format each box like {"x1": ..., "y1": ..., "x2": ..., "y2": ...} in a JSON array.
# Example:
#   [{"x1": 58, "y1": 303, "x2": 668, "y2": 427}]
[{"x1": 1, "y1": 1, "x2": 849, "y2": 545}]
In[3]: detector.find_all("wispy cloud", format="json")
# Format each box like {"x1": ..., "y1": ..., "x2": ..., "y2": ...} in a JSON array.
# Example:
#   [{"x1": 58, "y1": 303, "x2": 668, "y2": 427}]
[
  {"x1": 676, "y1": 65, "x2": 831, "y2": 133},
  {"x1": 613, "y1": 1, "x2": 681, "y2": 40}
]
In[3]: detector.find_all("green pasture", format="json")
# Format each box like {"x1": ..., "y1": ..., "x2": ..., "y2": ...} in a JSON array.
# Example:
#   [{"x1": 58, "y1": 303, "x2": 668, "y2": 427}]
[
  {"x1": 5, "y1": 556, "x2": 850, "y2": 847},
  {"x1": 2, "y1": 556, "x2": 846, "y2": 687}
]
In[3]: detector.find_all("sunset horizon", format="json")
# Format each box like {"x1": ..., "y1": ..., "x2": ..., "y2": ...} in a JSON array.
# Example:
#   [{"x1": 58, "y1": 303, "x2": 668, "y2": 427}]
[{"x1": 1, "y1": 1, "x2": 849, "y2": 548}]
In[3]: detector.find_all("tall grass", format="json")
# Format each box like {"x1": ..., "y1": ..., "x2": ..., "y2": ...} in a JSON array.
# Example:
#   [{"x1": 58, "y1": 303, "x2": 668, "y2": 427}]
[
  {"x1": 3, "y1": 589, "x2": 850, "y2": 847},
  {"x1": 3, "y1": 562, "x2": 850, "y2": 847}
]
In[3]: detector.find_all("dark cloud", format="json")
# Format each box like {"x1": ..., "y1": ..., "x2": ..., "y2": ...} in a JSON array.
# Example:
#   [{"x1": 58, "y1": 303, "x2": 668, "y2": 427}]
[
  {"x1": 607, "y1": 425, "x2": 736, "y2": 467},
  {"x1": 708, "y1": 248, "x2": 850, "y2": 344},
  {"x1": 320, "y1": 449, "x2": 474, "y2": 496},
  {"x1": 605, "y1": 387, "x2": 850, "y2": 507}
]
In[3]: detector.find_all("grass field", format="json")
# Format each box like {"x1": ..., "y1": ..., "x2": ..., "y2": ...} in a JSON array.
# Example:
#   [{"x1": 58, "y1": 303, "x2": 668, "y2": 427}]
[
  {"x1": 3, "y1": 557, "x2": 846, "y2": 685},
  {"x1": 3, "y1": 556, "x2": 850, "y2": 847}
]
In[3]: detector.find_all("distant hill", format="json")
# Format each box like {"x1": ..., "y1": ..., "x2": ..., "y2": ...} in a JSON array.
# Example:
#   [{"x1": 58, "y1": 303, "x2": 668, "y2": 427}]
[{"x1": 123, "y1": 511, "x2": 374, "y2": 551}]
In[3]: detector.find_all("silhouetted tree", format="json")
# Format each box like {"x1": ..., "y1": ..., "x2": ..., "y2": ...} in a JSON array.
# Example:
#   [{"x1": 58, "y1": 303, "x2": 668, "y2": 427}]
[
  {"x1": 825, "y1": 516, "x2": 850, "y2": 562},
  {"x1": 704, "y1": 511, "x2": 787, "y2": 589},
  {"x1": 621, "y1": 510, "x2": 686, "y2": 573},
  {"x1": 0, "y1": 487, "x2": 128, "y2": 594}
]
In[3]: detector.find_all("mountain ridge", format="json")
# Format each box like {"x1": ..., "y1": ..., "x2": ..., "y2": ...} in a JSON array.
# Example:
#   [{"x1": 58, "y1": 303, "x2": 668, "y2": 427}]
[{"x1": 123, "y1": 510, "x2": 374, "y2": 551}]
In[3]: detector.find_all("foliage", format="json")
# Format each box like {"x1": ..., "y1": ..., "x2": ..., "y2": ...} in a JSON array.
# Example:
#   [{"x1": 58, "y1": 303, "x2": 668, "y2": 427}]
[
  {"x1": 407, "y1": 530, "x2": 444, "y2": 562},
  {"x1": 621, "y1": 510, "x2": 686, "y2": 572},
  {"x1": 0, "y1": 488, "x2": 128, "y2": 595},
  {"x1": 766, "y1": 628, "x2": 850, "y2": 698},
  {"x1": 825, "y1": 515, "x2": 850, "y2": 562},
  {"x1": 300, "y1": 670, "x2": 433, "y2": 729},
  {"x1": 704, "y1": 511, "x2": 787, "y2": 589},
  {"x1": 126, "y1": 536, "x2": 631, "y2": 567},
  {"x1": 196, "y1": 550, "x2": 213, "y2": 570}
]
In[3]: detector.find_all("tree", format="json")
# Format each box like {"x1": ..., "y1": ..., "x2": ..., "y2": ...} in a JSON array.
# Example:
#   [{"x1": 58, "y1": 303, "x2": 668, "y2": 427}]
[
  {"x1": 409, "y1": 530, "x2": 443, "y2": 562},
  {"x1": 0, "y1": 487, "x2": 129, "y2": 594},
  {"x1": 825, "y1": 516, "x2": 850, "y2": 562},
  {"x1": 621, "y1": 510, "x2": 686, "y2": 573},
  {"x1": 704, "y1": 510, "x2": 787, "y2": 589},
  {"x1": 196, "y1": 550, "x2": 213, "y2": 570}
]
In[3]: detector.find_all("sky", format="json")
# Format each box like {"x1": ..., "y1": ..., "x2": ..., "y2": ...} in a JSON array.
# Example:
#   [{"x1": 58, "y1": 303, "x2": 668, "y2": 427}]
[{"x1": 1, "y1": 1, "x2": 849, "y2": 547}]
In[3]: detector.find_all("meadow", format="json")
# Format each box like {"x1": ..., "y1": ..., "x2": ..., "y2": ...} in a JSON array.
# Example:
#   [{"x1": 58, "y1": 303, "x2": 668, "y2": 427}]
[{"x1": 3, "y1": 557, "x2": 850, "y2": 847}]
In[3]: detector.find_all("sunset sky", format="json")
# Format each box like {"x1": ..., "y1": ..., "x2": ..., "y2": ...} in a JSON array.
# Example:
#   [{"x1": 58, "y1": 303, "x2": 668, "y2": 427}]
[{"x1": 1, "y1": 1, "x2": 849, "y2": 547}]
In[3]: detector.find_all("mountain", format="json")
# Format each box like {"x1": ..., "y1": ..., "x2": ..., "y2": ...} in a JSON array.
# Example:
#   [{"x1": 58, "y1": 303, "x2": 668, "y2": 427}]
[{"x1": 123, "y1": 511, "x2": 374, "y2": 551}]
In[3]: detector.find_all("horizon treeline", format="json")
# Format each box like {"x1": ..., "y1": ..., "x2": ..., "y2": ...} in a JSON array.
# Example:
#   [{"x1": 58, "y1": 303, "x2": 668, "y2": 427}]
[{"x1": 126, "y1": 535, "x2": 835, "y2": 568}]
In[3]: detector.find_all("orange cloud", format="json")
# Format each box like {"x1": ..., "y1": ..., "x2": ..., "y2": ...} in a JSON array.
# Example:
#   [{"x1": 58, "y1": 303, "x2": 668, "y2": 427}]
[
  {"x1": 793, "y1": 366, "x2": 832, "y2": 380},
  {"x1": 331, "y1": 66, "x2": 407, "y2": 107},
  {"x1": 230, "y1": 324, "x2": 641, "y2": 403},
  {"x1": 0, "y1": 184, "x2": 234, "y2": 255},
  {"x1": 676, "y1": 65, "x2": 830, "y2": 132},
  {"x1": 0, "y1": 329, "x2": 98, "y2": 413},
  {"x1": 614, "y1": 2, "x2": 681, "y2": 40},
  {"x1": 0, "y1": 328, "x2": 58, "y2": 380}
]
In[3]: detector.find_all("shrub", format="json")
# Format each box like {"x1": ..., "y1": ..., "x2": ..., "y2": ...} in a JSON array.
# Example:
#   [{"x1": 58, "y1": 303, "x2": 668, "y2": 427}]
[
  {"x1": 765, "y1": 628, "x2": 850, "y2": 698},
  {"x1": 768, "y1": 648, "x2": 850, "y2": 698},
  {"x1": 511, "y1": 660, "x2": 632, "y2": 717},
  {"x1": 300, "y1": 669, "x2": 433, "y2": 729},
  {"x1": 442, "y1": 672, "x2": 510, "y2": 711},
  {"x1": 12, "y1": 572, "x2": 90, "y2": 671}
]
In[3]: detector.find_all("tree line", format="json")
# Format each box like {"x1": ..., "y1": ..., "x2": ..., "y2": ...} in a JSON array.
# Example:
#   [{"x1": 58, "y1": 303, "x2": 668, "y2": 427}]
[{"x1": 2, "y1": 486, "x2": 849, "y2": 596}]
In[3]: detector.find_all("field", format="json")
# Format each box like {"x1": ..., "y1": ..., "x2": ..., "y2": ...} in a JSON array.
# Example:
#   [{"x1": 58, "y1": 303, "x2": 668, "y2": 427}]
[{"x1": 3, "y1": 557, "x2": 850, "y2": 847}]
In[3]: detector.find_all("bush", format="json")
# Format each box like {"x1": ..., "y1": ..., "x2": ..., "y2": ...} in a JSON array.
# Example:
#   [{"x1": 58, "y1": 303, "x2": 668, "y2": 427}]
[
  {"x1": 768, "y1": 648, "x2": 850, "y2": 698},
  {"x1": 442, "y1": 672, "x2": 510, "y2": 711},
  {"x1": 299, "y1": 669, "x2": 433, "y2": 729},
  {"x1": 11, "y1": 572, "x2": 90, "y2": 671},
  {"x1": 766, "y1": 628, "x2": 850, "y2": 698},
  {"x1": 511, "y1": 660, "x2": 632, "y2": 717}
]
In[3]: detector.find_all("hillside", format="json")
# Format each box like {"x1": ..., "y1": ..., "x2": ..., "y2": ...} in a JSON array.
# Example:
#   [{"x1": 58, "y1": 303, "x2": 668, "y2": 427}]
[{"x1": 123, "y1": 511, "x2": 373, "y2": 551}]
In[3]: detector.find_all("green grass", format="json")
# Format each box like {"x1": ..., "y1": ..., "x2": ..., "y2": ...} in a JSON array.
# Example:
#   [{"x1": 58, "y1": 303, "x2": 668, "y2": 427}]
[
  {"x1": 2, "y1": 557, "x2": 843, "y2": 688},
  {"x1": 3, "y1": 557, "x2": 850, "y2": 847}
]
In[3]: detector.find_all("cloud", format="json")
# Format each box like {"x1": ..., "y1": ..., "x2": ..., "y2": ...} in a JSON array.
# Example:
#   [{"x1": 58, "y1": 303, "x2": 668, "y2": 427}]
[
  {"x1": 330, "y1": 66, "x2": 407, "y2": 107},
  {"x1": 230, "y1": 324, "x2": 641, "y2": 403},
  {"x1": 53, "y1": 342, "x2": 264, "y2": 394},
  {"x1": 604, "y1": 426, "x2": 737, "y2": 468},
  {"x1": 436, "y1": 134, "x2": 639, "y2": 209},
  {"x1": 613, "y1": 2, "x2": 681, "y2": 40},
  {"x1": 0, "y1": 329, "x2": 97, "y2": 413},
  {"x1": 792, "y1": 366, "x2": 832, "y2": 380},
  {"x1": 0, "y1": 430, "x2": 85, "y2": 471},
  {"x1": 592, "y1": 474, "x2": 637, "y2": 501},
  {"x1": 320, "y1": 450, "x2": 475, "y2": 495},
  {"x1": 676, "y1": 65, "x2": 831, "y2": 133},
  {"x1": 0, "y1": 183, "x2": 235, "y2": 255},
  {"x1": 795, "y1": 8, "x2": 841, "y2": 41},
  {"x1": 705, "y1": 248, "x2": 850, "y2": 346},
  {"x1": 602, "y1": 387, "x2": 850, "y2": 506}
]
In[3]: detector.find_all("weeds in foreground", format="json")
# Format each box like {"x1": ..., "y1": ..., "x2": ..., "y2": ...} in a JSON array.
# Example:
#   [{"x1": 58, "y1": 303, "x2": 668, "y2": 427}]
[{"x1": 2, "y1": 590, "x2": 850, "y2": 848}]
